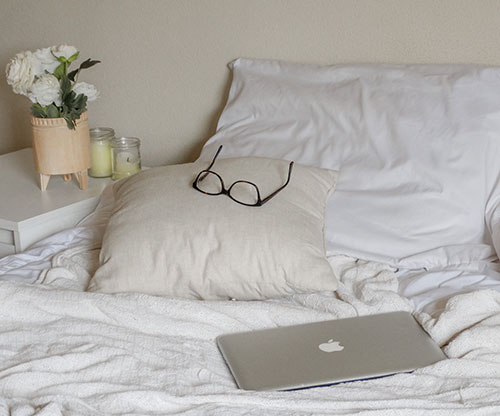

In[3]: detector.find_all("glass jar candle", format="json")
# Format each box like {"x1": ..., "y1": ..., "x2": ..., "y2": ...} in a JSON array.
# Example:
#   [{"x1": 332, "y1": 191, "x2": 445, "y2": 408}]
[
  {"x1": 111, "y1": 137, "x2": 142, "y2": 180},
  {"x1": 89, "y1": 127, "x2": 115, "y2": 178}
]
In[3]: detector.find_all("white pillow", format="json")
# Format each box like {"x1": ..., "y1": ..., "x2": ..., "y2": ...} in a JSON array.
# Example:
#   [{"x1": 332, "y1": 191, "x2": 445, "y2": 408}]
[
  {"x1": 88, "y1": 157, "x2": 338, "y2": 300},
  {"x1": 199, "y1": 58, "x2": 500, "y2": 270}
]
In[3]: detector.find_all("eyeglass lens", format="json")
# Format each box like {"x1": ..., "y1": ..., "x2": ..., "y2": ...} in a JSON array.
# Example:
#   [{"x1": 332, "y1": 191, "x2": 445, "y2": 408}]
[
  {"x1": 197, "y1": 171, "x2": 223, "y2": 194},
  {"x1": 228, "y1": 181, "x2": 260, "y2": 205}
]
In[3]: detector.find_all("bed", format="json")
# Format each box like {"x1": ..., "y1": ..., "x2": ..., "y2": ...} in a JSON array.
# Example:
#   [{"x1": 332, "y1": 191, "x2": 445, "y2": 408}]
[{"x1": 2, "y1": 59, "x2": 500, "y2": 415}]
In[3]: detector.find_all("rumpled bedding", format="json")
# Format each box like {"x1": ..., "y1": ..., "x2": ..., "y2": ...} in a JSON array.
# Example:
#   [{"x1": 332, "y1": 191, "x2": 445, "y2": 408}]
[{"x1": 0, "y1": 189, "x2": 500, "y2": 414}]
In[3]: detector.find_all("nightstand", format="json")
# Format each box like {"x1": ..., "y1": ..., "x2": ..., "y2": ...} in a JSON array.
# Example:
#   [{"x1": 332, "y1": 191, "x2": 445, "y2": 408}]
[{"x1": 0, "y1": 148, "x2": 112, "y2": 257}]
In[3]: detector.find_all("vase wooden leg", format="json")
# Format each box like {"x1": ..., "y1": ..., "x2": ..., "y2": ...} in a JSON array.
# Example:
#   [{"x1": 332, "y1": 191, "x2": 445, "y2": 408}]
[
  {"x1": 39, "y1": 174, "x2": 50, "y2": 191},
  {"x1": 74, "y1": 170, "x2": 88, "y2": 190},
  {"x1": 63, "y1": 174, "x2": 72, "y2": 182}
]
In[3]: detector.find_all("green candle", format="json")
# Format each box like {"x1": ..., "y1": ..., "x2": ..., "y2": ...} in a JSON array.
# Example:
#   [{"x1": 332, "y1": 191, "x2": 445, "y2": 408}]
[{"x1": 89, "y1": 127, "x2": 114, "y2": 178}]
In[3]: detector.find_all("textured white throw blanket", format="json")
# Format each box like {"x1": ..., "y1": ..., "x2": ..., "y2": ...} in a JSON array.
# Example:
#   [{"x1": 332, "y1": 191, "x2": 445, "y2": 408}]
[{"x1": 1, "y1": 245, "x2": 500, "y2": 415}]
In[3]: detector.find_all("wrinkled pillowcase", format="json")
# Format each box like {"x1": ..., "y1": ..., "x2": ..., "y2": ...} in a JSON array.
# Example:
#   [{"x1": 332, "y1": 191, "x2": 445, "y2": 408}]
[
  {"x1": 88, "y1": 157, "x2": 338, "y2": 300},
  {"x1": 199, "y1": 58, "x2": 500, "y2": 270}
]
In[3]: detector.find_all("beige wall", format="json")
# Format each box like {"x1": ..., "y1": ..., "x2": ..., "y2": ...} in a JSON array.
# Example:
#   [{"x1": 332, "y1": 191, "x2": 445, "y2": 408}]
[{"x1": 2, "y1": 0, "x2": 500, "y2": 165}]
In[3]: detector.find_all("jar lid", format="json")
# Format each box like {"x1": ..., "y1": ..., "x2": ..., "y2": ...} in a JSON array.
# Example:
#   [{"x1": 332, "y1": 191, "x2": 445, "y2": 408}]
[
  {"x1": 90, "y1": 127, "x2": 115, "y2": 141},
  {"x1": 111, "y1": 137, "x2": 141, "y2": 149}
]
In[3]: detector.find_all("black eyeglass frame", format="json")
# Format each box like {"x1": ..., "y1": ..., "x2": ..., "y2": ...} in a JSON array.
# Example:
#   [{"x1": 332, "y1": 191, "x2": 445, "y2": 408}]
[{"x1": 192, "y1": 145, "x2": 294, "y2": 207}]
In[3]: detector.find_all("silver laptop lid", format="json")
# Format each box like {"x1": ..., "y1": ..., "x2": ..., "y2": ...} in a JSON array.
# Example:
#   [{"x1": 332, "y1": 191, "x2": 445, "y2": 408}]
[{"x1": 217, "y1": 311, "x2": 446, "y2": 391}]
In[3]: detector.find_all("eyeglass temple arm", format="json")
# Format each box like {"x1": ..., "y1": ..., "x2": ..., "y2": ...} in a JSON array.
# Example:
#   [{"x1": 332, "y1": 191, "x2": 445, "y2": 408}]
[
  {"x1": 198, "y1": 145, "x2": 223, "y2": 182},
  {"x1": 261, "y1": 161, "x2": 294, "y2": 204}
]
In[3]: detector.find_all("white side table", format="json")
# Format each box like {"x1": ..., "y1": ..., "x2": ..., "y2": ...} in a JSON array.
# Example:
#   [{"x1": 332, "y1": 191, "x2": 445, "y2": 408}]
[{"x1": 0, "y1": 148, "x2": 112, "y2": 257}]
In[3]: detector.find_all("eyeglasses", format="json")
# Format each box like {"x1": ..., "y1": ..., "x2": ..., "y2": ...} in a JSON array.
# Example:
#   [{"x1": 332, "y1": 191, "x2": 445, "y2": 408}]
[{"x1": 193, "y1": 145, "x2": 294, "y2": 207}]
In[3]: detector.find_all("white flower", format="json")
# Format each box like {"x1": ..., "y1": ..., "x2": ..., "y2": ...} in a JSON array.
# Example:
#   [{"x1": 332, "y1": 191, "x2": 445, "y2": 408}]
[
  {"x1": 29, "y1": 74, "x2": 61, "y2": 106},
  {"x1": 51, "y1": 44, "x2": 78, "y2": 61},
  {"x1": 5, "y1": 51, "x2": 42, "y2": 96},
  {"x1": 34, "y1": 46, "x2": 59, "y2": 74},
  {"x1": 73, "y1": 82, "x2": 99, "y2": 102}
]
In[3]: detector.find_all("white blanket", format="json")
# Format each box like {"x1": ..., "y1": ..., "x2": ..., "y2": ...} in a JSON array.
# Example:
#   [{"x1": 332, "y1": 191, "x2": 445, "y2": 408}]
[{"x1": 1, "y1": 244, "x2": 500, "y2": 415}]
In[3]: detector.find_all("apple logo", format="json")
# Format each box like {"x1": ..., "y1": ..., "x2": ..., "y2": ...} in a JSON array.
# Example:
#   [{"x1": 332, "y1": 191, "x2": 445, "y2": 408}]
[{"x1": 318, "y1": 339, "x2": 344, "y2": 353}]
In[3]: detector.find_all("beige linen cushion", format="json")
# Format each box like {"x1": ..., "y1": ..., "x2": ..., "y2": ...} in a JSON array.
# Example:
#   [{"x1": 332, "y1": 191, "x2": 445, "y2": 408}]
[{"x1": 88, "y1": 157, "x2": 338, "y2": 300}]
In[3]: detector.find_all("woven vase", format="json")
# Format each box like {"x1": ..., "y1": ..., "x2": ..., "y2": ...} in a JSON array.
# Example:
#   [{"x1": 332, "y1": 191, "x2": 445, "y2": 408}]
[{"x1": 30, "y1": 111, "x2": 91, "y2": 190}]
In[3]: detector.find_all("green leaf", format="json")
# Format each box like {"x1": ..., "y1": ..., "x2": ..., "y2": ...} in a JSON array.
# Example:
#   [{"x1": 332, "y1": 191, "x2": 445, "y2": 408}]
[
  {"x1": 64, "y1": 115, "x2": 75, "y2": 130},
  {"x1": 57, "y1": 55, "x2": 67, "y2": 63},
  {"x1": 46, "y1": 104, "x2": 60, "y2": 118},
  {"x1": 66, "y1": 58, "x2": 100, "y2": 82},
  {"x1": 67, "y1": 69, "x2": 79, "y2": 82},
  {"x1": 73, "y1": 93, "x2": 87, "y2": 111},
  {"x1": 53, "y1": 62, "x2": 66, "y2": 80},
  {"x1": 60, "y1": 75, "x2": 72, "y2": 100},
  {"x1": 67, "y1": 51, "x2": 80, "y2": 64},
  {"x1": 79, "y1": 58, "x2": 101, "y2": 70},
  {"x1": 59, "y1": 80, "x2": 88, "y2": 130},
  {"x1": 30, "y1": 103, "x2": 47, "y2": 118}
]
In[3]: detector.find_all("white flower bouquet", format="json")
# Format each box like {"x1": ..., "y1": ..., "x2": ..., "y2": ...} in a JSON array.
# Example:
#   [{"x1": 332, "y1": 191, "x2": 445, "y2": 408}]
[{"x1": 5, "y1": 45, "x2": 100, "y2": 129}]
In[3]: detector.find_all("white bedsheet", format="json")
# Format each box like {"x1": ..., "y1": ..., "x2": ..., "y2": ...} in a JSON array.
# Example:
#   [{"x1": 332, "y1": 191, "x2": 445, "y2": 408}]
[
  {"x1": 1, "y1": 245, "x2": 500, "y2": 414},
  {"x1": 0, "y1": 185, "x2": 114, "y2": 285},
  {"x1": 1, "y1": 187, "x2": 500, "y2": 414}
]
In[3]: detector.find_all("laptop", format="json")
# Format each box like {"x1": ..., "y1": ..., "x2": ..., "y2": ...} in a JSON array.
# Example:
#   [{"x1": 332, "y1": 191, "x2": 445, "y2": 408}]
[{"x1": 217, "y1": 311, "x2": 446, "y2": 391}]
